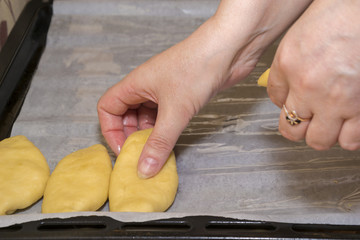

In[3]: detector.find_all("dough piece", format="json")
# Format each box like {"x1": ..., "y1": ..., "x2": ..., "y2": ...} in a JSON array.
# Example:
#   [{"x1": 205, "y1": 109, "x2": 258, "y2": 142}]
[
  {"x1": 109, "y1": 128, "x2": 178, "y2": 212},
  {"x1": 0, "y1": 135, "x2": 50, "y2": 215},
  {"x1": 42, "y1": 144, "x2": 112, "y2": 213},
  {"x1": 257, "y1": 68, "x2": 270, "y2": 87}
]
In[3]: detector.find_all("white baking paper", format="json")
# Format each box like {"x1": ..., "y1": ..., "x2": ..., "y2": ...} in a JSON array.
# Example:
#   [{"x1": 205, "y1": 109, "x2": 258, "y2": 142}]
[{"x1": 2, "y1": 0, "x2": 360, "y2": 228}]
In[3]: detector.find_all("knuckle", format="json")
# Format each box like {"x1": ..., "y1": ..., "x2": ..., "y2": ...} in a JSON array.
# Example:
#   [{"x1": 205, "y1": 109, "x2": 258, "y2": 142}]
[
  {"x1": 267, "y1": 92, "x2": 282, "y2": 108},
  {"x1": 276, "y1": 44, "x2": 316, "y2": 92},
  {"x1": 328, "y1": 83, "x2": 343, "y2": 100},
  {"x1": 275, "y1": 44, "x2": 292, "y2": 73},
  {"x1": 276, "y1": 60, "x2": 290, "y2": 78},
  {"x1": 325, "y1": 80, "x2": 351, "y2": 106},
  {"x1": 296, "y1": 72, "x2": 317, "y2": 92},
  {"x1": 306, "y1": 139, "x2": 331, "y2": 151},
  {"x1": 279, "y1": 127, "x2": 301, "y2": 142},
  {"x1": 147, "y1": 135, "x2": 173, "y2": 153}
]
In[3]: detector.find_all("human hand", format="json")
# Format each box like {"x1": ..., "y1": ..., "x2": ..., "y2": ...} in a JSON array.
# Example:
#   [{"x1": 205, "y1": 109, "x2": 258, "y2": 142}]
[
  {"x1": 97, "y1": 18, "x2": 252, "y2": 179},
  {"x1": 98, "y1": 0, "x2": 312, "y2": 178},
  {"x1": 267, "y1": 0, "x2": 360, "y2": 151}
]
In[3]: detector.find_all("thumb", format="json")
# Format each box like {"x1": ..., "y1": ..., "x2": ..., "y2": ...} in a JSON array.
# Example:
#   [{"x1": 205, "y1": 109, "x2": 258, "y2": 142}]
[{"x1": 137, "y1": 104, "x2": 190, "y2": 179}]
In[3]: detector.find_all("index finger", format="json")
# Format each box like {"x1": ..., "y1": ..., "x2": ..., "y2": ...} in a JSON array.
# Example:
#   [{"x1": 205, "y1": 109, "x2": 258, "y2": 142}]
[
  {"x1": 97, "y1": 103, "x2": 126, "y2": 155},
  {"x1": 97, "y1": 79, "x2": 149, "y2": 155},
  {"x1": 257, "y1": 67, "x2": 289, "y2": 108}
]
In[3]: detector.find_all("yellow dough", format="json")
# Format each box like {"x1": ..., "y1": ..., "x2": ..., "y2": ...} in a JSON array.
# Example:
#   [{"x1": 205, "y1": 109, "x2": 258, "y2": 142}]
[
  {"x1": 257, "y1": 68, "x2": 270, "y2": 87},
  {"x1": 109, "y1": 128, "x2": 178, "y2": 212},
  {"x1": 42, "y1": 144, "x2": 112, "y2": 213},
  {"x1": 0, "y1": 136, "x2": 50, "y2": 215}
]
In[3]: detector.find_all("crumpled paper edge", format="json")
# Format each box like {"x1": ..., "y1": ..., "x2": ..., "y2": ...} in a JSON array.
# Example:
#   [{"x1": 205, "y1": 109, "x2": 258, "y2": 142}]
[{"x1": 1, "y1": 211, "x2": 360, "y2": 228}]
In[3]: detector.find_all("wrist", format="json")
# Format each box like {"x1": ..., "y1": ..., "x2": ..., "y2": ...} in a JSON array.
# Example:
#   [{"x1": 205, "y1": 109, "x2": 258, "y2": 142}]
[{"x1": 207, "y1": 0, "x2": 313, "y2": 88}]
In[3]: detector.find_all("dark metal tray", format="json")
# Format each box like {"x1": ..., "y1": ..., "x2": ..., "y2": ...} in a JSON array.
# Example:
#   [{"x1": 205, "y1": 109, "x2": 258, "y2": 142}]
[
  {"x1": 1, "y1": 215, "x2": 360, "y2": 240},
  {"x1": 0, "y1": 0, "x2": 52, "y2": 140}
]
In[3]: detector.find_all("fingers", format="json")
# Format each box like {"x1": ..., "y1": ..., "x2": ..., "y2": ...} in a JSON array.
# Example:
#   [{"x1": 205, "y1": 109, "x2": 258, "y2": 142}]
[
  {"x1": 260, "y1": 0, "x2": 360, "y2": 152},
  {"x1": 122, "y1": 103, "x2": 158, "y2": 137},
  {"x1": 305, "y1": 109, "x2": 343, "y2": 150},
  {"x1": 97, "y1": 117, "x2": 126, "y2": 155},
  {"x1": 97, "y1": 99, "x2": 126, "y2": 155},
  {"x1": 137, "y1": 103, "x2": 190, "y2": 179},
  {"x1": 138, "y1": 102, "x2": 157, "y2": 130},
  {"x1": 267, "y1": 64, "x2": 289, "y2": 108},
  {"x1": 267, "y1": 58, "x2": 311, "y2": 143},
  {"x1": 97, "y1": 79, "x2": 148, "y2": 155},
  {"x1": 275, "y1": 92, "x2": 343, "y2": 150},
  {"x1": 278, "y1": 99, "x2": 310, "y2": 142},
  {"x1": 339, "y1": 117, "x2": 360, "y2": 151},
  {"x1": 268, "y1": 71, "x2": 345, "y2": 150},
  {"x1": 122, "y1": 109, "x2": 139, "y2": 138},
  {"x1": 265, "y1": 68, "x2": 357, "y2": 151}
]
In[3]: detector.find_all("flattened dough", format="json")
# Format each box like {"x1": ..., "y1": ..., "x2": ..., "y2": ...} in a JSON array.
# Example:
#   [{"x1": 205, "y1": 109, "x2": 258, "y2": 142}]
[
  {"x1": 0, "y1": 136, "x2": 50, "y2": 215},
  {"x1": 42, "y1": 144, "x2": 112, "y2": 213},
  {"x1": 109, "y1": 128, "x2": 178, "y2": 212}
]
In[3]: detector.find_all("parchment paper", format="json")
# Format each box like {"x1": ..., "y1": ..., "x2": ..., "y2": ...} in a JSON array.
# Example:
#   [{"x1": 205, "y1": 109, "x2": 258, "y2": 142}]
[{"x1": 2, "y1": 0, "x2": 360, "y2": 227}]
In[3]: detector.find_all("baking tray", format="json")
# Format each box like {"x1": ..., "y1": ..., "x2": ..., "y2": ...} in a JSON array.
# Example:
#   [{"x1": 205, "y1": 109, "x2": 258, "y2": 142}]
[
  {"x1": 0, "y1": 0, "x2": 52, "y2": 140},
  {"x1": 2, "y1": 215, "x2": 360, "y2": 240},
  {"x1": 1, "y1": 1, "x2": 360, "y2": 239}
]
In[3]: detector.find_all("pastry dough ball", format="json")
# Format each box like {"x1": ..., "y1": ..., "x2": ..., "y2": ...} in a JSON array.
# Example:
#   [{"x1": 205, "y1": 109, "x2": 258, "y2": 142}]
[
  {"x1": 42, "y1": 144, "x2": 112, "y2": 213},
  {"x1": 109, "y1": 128, "x2": 178, "y2": 212},
  {"x1": 0, "y1": 136, "x2": 50, "y2": 215}
]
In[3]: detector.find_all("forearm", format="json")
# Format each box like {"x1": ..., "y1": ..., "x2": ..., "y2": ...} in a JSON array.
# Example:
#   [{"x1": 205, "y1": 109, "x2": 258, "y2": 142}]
[
  {"x1": 213, "y1": 0, "x2": 313, "y2": 51},
  {"x1": 173, "y1": 0, "x2": 313, "y2": 92}
]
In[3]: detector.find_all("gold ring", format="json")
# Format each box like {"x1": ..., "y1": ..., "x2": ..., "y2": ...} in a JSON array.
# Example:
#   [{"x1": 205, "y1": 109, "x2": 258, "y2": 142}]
[{"x1": 283, "y1": 105, "x2": 310, "y2": 125}]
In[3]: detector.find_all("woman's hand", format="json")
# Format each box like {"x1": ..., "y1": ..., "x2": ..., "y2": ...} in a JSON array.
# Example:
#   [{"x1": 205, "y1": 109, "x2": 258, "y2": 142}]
[
  {"x1": 98, "y1": 0, "x2": 312, "y2": 178},
  {"x1": 268, "y1": 0, "x2": 360, "y2": 151}
]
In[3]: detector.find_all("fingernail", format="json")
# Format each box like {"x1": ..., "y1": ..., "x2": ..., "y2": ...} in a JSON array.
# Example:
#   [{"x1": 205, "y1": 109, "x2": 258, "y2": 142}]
[
  {"x1": 116, "y1": 145, "x2": 121, "y2": 155},
  {"x1": 123, "y1": 115, "x2": 129, "y2": 125},
  {"x1": 138, "y1": 157, "x2": 158, "y2": 179}
]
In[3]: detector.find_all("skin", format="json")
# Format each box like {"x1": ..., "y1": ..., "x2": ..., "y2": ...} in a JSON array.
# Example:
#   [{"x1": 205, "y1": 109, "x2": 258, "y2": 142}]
[
  {"x1": 98, "y1": 0, "x2": 344, "y2": 179},
  {"x1": 267, "y1": 0, "x2": 360, "y2": 151}
]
